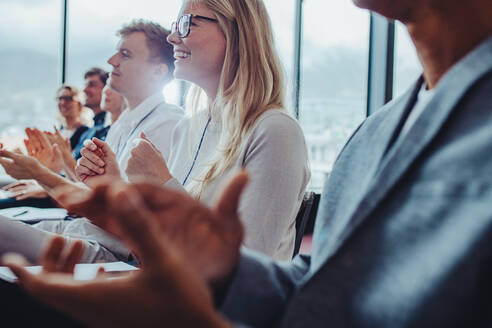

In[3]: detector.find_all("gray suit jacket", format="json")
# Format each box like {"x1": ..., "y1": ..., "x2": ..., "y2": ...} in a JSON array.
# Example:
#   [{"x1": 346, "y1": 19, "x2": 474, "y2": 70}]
[{"x1": 221, "y1": 36, "x2": 492, "y2": 327}]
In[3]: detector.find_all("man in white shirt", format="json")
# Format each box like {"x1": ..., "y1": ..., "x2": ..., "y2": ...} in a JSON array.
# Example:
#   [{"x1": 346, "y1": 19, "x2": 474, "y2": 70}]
[{"x1": 76, "y1": 20, "x2": 183, "y2": 183}]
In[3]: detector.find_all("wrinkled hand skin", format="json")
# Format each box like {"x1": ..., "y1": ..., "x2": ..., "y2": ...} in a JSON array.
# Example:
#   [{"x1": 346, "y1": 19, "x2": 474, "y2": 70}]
[{"x1": 1, "y1": 173, "x2": 248, "y2": 328}]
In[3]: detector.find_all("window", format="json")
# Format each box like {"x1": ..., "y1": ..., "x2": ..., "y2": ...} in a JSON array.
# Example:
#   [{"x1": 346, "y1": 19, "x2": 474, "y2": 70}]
[
  {"x1": 65, "y1": 0, "x2": 184, "y2": 105},
  {"x1": 263, "y1": 0, "x2": 296, "y2": 113},
  {"x1": 299, "y1": 0, "x2": 370, "y2": 191},
  {"x1": 0, "y1": 0, "x2": 62, "y2": 148},
  {"x1": 393, "y1": 22, "x2": 422, "y2": 97}
]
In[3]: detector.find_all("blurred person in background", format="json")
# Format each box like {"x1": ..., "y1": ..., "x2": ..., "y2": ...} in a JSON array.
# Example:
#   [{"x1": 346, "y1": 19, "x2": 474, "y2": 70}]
[
  {"x1": 0, "y1": 19, "x2": 183, "y2": 263},
  {"x1": 55, "y1": 85, "x2": 91, "y2": 150},
  {"x1": 0, "y1": 85, "x2": 90, "y2": 209},
  {"x1": 72, "y1": 68, "x2": 111, "y2": 159}
]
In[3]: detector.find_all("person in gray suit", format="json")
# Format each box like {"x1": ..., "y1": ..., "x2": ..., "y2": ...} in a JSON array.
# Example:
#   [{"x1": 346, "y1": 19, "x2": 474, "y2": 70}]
[{"x1": 2, "y1": 0, "x2": 492, "y2": 327}]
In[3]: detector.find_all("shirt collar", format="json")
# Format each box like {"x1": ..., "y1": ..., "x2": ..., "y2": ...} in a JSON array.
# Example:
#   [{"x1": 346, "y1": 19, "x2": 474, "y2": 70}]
[{"x1": 124, "y1": 92, "x2": 166, "y2": 127}]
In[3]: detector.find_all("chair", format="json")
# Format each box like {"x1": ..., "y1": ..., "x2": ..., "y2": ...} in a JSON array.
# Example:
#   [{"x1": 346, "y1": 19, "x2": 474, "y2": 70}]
[{"x1": 293, "y1": 191, "x2": 320, "y2": 258}]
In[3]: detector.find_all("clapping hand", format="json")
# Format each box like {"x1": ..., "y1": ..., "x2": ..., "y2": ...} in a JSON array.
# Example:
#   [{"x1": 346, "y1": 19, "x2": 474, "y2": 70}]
[
  {"x1": 126, "y1": 132, "x2": 173, "y2": 184},
  {"x1": 76, "y1": 138, "x2": 122, "y2": 188},
  {"x1": 24, "y1": 128, "x2": 64, "y2": 173},
  {"x1": 44, "y1": 127, "x2": 78, "y2": 180},
  {"x1": 1, "y1": 172, "x2": 249, "y2": 328},
  {"x1": 2, "y1": 179, "x2": 48, "y2": 200}
]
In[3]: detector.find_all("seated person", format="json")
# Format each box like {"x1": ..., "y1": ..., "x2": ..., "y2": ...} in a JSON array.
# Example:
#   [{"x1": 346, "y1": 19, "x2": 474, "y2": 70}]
[
  {"x1": 76, "y1": 0, "x2": 309, "y2": 260},
  {"x1": 55, "y1": 85, "x2": 91, "y2": 150},
  {"x1": 0, "y1": 85, "x2": 90, "y2": 209},
  {"x1": 72, "y1": 67, "x2": 111, "y2": 159},
  {"x1": 0, "y1": 85, "x2": 126, "y2": 209},
  {"x1": 1, "y1": 0, "x2": 491, "y2": 326},
  {"x1": 0, "y1": 19, "x2": 183, "y2": 263}
]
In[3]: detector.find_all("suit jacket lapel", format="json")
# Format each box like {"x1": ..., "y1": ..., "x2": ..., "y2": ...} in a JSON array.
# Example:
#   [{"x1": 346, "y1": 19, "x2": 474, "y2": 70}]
[
  {"x1": 314, "y1": 37, "x2": 492, "y2": 270},
  {"x1": 310, "y1": 80, "x2": 421, "y2": 270}
]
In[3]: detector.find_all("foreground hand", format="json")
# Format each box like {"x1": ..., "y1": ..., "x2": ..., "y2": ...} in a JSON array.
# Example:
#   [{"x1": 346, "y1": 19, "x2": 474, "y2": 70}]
[
  {"x1": 2, "y1": 179, "x2": 48, "y2": 200},
  {"x1": 0, "y1": 149, "x2": 43, "y2": 180},
  {"x1": 63, "y1": 171, "x2": 248, "y2": 285},
  {"x1": 76, "y1": 138, "x2": 122, "y2": 187},
  {"x1": 2, "y1": 198, "x2": 233, "y2": 328},
  {"x1": 126, "y1": 132, "x2": 172, "y2": 184}
]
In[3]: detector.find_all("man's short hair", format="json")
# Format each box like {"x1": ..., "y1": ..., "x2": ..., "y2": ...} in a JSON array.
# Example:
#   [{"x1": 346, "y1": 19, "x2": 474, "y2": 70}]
[
  {"x1": 84, "y1": 67, "x2": 109, "y2": 85},
  {"x1": 117, "y1": 19, "x2": 175, "y2": 76}
]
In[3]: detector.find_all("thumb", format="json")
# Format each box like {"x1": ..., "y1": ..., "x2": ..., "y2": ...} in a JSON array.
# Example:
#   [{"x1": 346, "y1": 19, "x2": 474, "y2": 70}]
[
  {"x1": 214, "y1": 170, "x2": 249, "y2": 219},
  {"x1": 92, "y1": 138, "x2": 113, "y2": 157},
  {"x1": 0, "y1": 148, "x2": 21, "y2": 161},
  {"x1": 140, "y1": 132, "x2": 160, "y2": 153},
  {"x1": 2, "y1": 253, "x2": 32, "y2": 282}
]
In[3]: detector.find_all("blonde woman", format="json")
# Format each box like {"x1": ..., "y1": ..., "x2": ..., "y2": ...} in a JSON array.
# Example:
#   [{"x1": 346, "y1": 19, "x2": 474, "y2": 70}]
[
  {"x1": 55, "y1": 85, "x2": 92, "y2": 150},
  {"x1": 123, "y1": 0, "x2": 311, "y2": 260}
]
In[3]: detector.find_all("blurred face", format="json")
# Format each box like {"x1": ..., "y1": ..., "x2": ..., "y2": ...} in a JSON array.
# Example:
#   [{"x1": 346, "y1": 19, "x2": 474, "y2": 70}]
[
  {"x1": 352, "y1": 0, "x2": 416, "y2": 20},
  {"x1": 57, "y1": 88, "x2": 81, "y2": 119},
  {"x1": 107, "y1": 32, "x2": 158, "y2": 97},
  {"x1": 167, "y1": 2, "x2": 226, "y2": 91},
  {"x1": 101, "y1": 84, "x2": 124, "y2": 114},
  {"x1": 83, "y1": 75, "x2": 105, "y2": 109}
]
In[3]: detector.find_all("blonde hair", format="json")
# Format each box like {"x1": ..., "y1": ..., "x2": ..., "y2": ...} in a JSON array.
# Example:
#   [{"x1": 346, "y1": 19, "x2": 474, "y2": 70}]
[{"x1": 185, "y1": 0, "x2": 287, "y2": 198}]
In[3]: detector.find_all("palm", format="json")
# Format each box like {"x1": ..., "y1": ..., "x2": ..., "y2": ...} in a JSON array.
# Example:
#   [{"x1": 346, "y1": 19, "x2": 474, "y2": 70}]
[
  {"x1": 3, "y1": 197, "x2": 234, "y2": 328},
  {"x1": 65, "y1": 174, "x2": 247, "y2": 284},
  {"x1": 132, "y1": 183, "x2": 243, "y2": 283}
]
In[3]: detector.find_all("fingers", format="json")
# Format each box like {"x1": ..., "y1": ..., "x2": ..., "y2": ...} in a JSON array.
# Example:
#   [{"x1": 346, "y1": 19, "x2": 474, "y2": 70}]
[
  {"x1": 75, "y1": 160, "x2": 99, "y2": 180},
  {"x1": 92, "y1": 138, "x2": 115, "y2": 158},
  {"x1": 2, "y1": 253, "x2": 32, "y2": 282},
  {"x1": 214, "y1": 170, "x2": 249, "y2": 219},
  {"x1": 60, "y1": 240, "x2": 85, "y2": 273},
  {"x1": 0, "y1": 148, "x2": 20, "y2": 161},
  {"x1": 40, "y1": 236, "x2": 65, "y2": 272},
  {"x1": 140, "y1": 132, "x2": 161, "y2": 153},
  {"x1": 78, "y1": 154, "x2": 105, "y2": 174},
  {"x1": 40, "y1": 236, "x2": 85, "y2": 274},
  {"x1": 27, "y1": 128, "x2": 43, "y2": 151},
  {"x1": 80, "y1": 146, "x2": 105, "y2": 167},
  {"x1": 26, "y1": 128, "x2": 41, "y2": 152},
  {"x1": 108, "y1": 185, "x2": 167, "y2": 265},
  {"x1": 16, "y1": 192, "x2": 33, "y2": 201},
  {"x1": 24, "y1": 139, "x2": 34, "y2": 156},
  {"x1": 52, "y1": 144, "x2": 63, "y2": 163},
  {"x1": 34, "y1": 129, "x2": 52, "y2": 149},
  {"x1": 2, "y1": 180, "x2": 25, "y2": 191}
]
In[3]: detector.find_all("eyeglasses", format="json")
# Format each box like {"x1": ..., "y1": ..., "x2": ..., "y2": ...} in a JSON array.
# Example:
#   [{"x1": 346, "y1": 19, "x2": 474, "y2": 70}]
[
  {"x1": 56, "y1": 95, "x2": 74, "y2": 102},
  {"x1": 171, "y1": 14, "x2": 218, "y2": 38}
]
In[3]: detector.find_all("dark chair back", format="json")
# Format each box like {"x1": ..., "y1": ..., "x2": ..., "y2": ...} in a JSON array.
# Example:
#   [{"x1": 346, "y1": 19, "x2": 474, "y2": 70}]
[{"x1": 293, "y1": 192, "x2": 320, "y2": 258}]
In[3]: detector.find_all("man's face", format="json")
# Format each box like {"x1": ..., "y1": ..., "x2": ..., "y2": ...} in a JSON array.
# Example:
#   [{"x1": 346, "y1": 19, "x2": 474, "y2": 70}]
[
  {"x1": 83, "y1": 75, "x2": 105, "y2": 109},
  {"x1": 107, "y1": 32, "x2": 157, "y2": 97}
]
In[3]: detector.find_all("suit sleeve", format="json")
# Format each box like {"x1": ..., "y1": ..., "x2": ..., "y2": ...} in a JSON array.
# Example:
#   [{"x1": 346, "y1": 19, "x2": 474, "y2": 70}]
[{"x1": 220, "y1": 248, "x2": 310, "y2": 327}]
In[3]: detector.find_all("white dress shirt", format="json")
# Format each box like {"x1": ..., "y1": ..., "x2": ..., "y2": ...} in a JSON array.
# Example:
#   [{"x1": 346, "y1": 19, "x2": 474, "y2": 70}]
[{"x1": 105, "y1": 92, "x2": 184, "y2": 180}]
